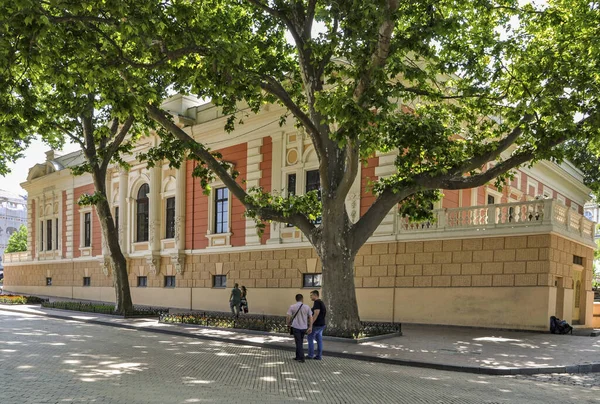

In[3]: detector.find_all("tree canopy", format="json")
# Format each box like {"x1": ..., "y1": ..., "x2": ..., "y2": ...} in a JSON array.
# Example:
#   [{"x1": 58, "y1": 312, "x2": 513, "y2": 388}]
[
  {"x1": 1, "y1": 0, "x2": 599, "y2": 330},
  {"x1": 5, "y1": 225, "x2": 27, "y2": 254}
]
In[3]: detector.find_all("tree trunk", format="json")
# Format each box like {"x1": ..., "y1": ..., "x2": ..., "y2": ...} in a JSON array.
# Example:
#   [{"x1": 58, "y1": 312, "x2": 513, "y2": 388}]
[
  {"x1": 319, "y1": 243, "x2": 362, "y2": 336},
  {"x1": 317, "y1": 198, "x2": 362, "y2": 336},
  {"x1": 92, "y1": 172, "x2": 134, "y2": 315}
]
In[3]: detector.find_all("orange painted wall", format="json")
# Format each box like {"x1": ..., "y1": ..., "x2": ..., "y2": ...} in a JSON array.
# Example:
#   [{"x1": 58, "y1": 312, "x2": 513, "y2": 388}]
[
  {"x1": 259, "y1": 137, "x2": 272, "y2": 244},
  {"x1": 360, "y1": 156, "x2": 379, "y2": 217},
  {"x1": 62, "y1": 191, "x2": 67, "y2": 258},
  {"x1": 442, "y1": 190, "x2": 460, "y2": 209},
  {"x1": 185, "y1": 143, "x2": 248, "y2": 249}
]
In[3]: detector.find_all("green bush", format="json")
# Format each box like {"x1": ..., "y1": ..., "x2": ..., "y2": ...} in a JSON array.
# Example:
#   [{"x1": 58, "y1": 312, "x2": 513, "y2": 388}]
[
  {"x1": 41, "y1": 301, "x2": 167, "y2": 316},
  {"x1": 160, "y1": 311, "x2": 401, "y2": 339}
]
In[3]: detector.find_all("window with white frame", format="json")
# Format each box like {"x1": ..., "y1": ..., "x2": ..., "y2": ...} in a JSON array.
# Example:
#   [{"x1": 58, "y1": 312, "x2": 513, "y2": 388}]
[
  {"x1": 38, "y1": 200, "x2": 59, "y2": 253},
  {"x1": 527, "y1": 178, "x2": 539, "y2": 197},
  {"x1": 214, "y1": 188, "x2": 229, "y2": 234},
  {"x1": 136, "y1": 184, "x2": 150, "y2": 242},
  {"x1": 557, "y1": 194, "x2": 567, "y2": 206},
  {"x1": 165, "y1": 197, "x2": 176, "y2": 239},
  {"x1": 543, "y1": 186, "x2": 553, "y2": 199},
  {"x1": 571, "y1": 202, "x2": 580, "y2": 212},
  {"x1": 83, "y1": 212, "x2": 91, "y2": 247}
]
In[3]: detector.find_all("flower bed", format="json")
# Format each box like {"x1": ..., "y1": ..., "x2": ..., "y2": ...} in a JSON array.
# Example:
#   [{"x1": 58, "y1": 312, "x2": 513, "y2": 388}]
[
  {"x1": 0, "y1": 295, "x2": 47, "y2": 305},
  {"x1": 160, "y1": 311, "x2": 401, "y2": 339},
  {"x1": 41, "y1": 301, "x2": 167, "y2": 317}
]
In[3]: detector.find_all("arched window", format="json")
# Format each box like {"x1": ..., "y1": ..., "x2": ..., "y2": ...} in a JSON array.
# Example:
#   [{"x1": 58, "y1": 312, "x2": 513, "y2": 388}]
[{"x1": 136, "y1": 184, "x2": 150, "y2": 242}]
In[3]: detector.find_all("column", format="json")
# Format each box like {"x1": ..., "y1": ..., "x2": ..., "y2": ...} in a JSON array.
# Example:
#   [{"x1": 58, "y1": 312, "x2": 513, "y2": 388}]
[
  {"x1": 374, "y1": 150, "x2": 399, "y2": 237},
  {"x1": 149, "y1": 165, "x2": 161, "y2": 252},
  {"x1": 118, "y1": 169, "x2": 129, "y2": 254},
  {"x1": 245, "y1": 138, "x2": 263, "y2": 245},
  {"x1": 267, "y1": 132, "x2": 284, "y2": 244},
  {"x1": 172, "y1": 162, "x2": 187, "y2": 274}
]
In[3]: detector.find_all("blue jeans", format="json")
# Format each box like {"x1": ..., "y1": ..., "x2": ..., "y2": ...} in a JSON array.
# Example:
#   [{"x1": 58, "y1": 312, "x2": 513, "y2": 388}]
[{"x1": 307, "y1": 325, "x2": 326, "y2": 359}]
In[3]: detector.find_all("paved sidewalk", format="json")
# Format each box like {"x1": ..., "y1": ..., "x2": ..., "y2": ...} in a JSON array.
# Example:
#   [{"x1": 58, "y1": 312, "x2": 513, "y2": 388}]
[{"x1": 1, "y1": 303, "x2": 599, "y2": 376}]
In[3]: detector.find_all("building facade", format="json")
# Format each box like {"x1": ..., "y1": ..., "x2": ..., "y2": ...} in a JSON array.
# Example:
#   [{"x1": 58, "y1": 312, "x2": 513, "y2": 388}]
[
  {"x1": 0, "y1": 190, "x2": 27, "y2": 270},
  {"x1": 3, "y1": 96, "x2": 597, "y2": 330}
]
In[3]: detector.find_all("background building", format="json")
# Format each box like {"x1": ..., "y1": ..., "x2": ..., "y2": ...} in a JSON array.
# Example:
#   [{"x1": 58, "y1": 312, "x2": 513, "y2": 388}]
[
  {"x1": 0, "y1": 190, "x2": 27, "y2": 270},
  {"x1": 3, "y1": 96, "x2": 597, "y2": 330}
]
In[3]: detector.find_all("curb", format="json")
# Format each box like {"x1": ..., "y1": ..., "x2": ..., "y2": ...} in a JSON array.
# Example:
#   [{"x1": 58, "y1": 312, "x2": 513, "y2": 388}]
[{"x1": 2, "y1": 306, "x2": 599, "y2": 376}]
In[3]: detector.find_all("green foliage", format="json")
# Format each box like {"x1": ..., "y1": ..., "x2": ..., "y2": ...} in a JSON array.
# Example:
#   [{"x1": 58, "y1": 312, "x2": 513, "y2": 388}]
[
  {"x1": 0, "y1": 295, "x2": 46, "y2": 305},
  {"x1": 5, "y1": 225, "x2": 27, "y2": 253},
  {"x1": 41, "y1": 301, "x2": 167, "y2": 316}
]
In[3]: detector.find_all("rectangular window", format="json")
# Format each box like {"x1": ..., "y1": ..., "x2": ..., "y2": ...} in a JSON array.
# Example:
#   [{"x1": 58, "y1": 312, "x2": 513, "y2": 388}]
[
  {"x1": 213, "y1": 275, "x2": 227, "y2": 288},
  {"x1": 84, "y1": 212, "x2": 91, "y2": 247},
  {"x1": 214, "y1": 188, "x2": 229, "y2": 234},
  {"x1": 487, "y1": 194, "x2": 495, "y2": 205},
  {"x1": 573, "y1": 255, "x2": 584, "y2": 266},
  {"x1": 164, "y1": 275, "x2": 176, "y2": 288},
  {"x1": 305, "y1": 170, "x2": 322, "y2": 224},
  {"x1": 114, "y1": 207, "x2": 119, "y2": 232},
  {"x1": 137, "y1": 276, "x2": 148, "y2": 287},
  {"x1": 55, "y1": 218, "x2": 59, "y2": 251},
  {"x1": 165, "y1": 197, "x2": 176, "y2": 239},
  {"x1": 287, "y1": 173, "x2": 297, "y2": 196},
  {"x1": 286, "y1": 173, "x2": 297, "y2": 227},
  {"x1": 40, "y1": 220, "x2": 44, "y2": 251},
  {"x1": 303, "y1": 273, "x2": 322, "y2": 288},
  {"x1": 83, "y1": 277, "x2": 91, "y2": 287},
  {"x1": 46, "y1": 277, "x2": 52, "y2": 286},
  {"x1": 46, "y1": 219, "x2": 53, "y2": 251}
]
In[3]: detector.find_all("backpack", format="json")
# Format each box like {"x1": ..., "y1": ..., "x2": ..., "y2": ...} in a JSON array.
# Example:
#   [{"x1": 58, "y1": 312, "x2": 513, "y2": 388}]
[{"x1": 550, "y1": 316, "x2": 573, "y2": 335}]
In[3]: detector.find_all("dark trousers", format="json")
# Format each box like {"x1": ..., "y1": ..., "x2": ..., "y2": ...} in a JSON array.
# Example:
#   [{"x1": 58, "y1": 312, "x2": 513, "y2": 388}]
[{"x1": 292, "y1": 327, "x2": 307, "y2": 359}]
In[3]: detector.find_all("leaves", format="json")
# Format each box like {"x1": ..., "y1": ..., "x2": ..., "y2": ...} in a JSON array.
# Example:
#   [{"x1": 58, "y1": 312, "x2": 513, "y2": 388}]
[{"x1": 5, "y1": 225, "x2": 27, "y2": 253}]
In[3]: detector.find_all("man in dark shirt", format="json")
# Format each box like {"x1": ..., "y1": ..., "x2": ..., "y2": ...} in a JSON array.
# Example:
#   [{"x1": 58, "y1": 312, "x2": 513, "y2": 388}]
[
  {"x1": 306, "y1": 290, "x2": 326, "y2": 360},
  {"x1": 229, "y1": 283, "x2": 242, "y2": 317}
]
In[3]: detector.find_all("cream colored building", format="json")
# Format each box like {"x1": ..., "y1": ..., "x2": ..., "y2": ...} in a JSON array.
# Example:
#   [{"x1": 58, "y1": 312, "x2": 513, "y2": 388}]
[{"x1": 3, "y1": 95, "x2": 597, "y2": 331}]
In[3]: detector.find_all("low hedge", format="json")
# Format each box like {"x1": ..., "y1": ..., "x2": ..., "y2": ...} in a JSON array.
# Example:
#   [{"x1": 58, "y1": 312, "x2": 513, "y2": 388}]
[
  {"x1": 0, "y1": 295, "x2": 47, "y2": 305},
  {"x1": 41, "y1": 301, "x2": 168, "y2": 316},
  {"x1": 160, "y1": 311, "x2": 401, "y2": 339}
]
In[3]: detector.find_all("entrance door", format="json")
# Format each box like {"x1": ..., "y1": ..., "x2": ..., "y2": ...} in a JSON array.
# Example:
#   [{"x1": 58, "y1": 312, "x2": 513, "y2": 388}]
[{"x1": 572, "y1": 269, "x2": 582, "y2": 324}]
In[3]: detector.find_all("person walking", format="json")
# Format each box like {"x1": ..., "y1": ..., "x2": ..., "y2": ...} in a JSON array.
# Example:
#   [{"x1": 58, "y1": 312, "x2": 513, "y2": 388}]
[
  {"x1": 240, "y1": 286, "x2": 249, "y2": 314},
  {"x1": 306, "y1": 290, "x2": 326, "y2": 360},
  {"x1": 229, "y1": 283, "x2": 242, "y2": 317},
  {"x1": 287, "y1": 294, "x2": 313, "y2": 363}
]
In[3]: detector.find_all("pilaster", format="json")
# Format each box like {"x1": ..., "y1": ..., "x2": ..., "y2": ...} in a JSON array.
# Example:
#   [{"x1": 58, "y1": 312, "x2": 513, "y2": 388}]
[{"x1": 245, "y1": 138, "x2": 263, "y2": 245}]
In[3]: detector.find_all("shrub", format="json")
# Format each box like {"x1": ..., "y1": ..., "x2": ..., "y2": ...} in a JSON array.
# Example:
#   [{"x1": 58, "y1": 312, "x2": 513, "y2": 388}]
[
  {"x1": 160, "y1": 311, "x2": 401, "y2": 339},
  {"x1": 0, "y1": 295, "x2": 47, "y2": 304},
  {"x1": 41, "y1": 301, "x2": 167, "y2": 316}
]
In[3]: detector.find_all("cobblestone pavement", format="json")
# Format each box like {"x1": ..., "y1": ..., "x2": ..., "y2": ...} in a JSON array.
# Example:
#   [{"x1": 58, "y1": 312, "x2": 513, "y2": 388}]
[
  {"x1": 1, "y1": 310, "x2": 599, "y2": 404},
  {"x1": 516, "y1": 372, "x2": 600, "y2": 389}
]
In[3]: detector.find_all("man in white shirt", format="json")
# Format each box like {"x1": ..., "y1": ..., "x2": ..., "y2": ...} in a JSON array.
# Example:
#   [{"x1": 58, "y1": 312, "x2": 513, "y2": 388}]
[{"x1": 287, "y1": 294, "x2": 313, "y2": 363}]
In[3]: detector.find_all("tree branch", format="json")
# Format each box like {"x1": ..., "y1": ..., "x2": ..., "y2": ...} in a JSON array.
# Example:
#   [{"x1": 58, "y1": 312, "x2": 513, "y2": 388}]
[
  {"x1": 452, "y1": 114, "x2": 535, "y2": 176},
  {"x1": 352, "y1": 0, "x2": 400, "y2": 102},
  {"x1": 147, "y1": 104, "x2": 317, "y2": 238},
  {"x1": 101, "y1": 115, "x2": 134, "y2": 172},
  {"x1": 259, "y1": 76, "x2": 324, "y2": 159},
  {"x1": 351, "y1": 184, "x2": 417, "y2": 251}
]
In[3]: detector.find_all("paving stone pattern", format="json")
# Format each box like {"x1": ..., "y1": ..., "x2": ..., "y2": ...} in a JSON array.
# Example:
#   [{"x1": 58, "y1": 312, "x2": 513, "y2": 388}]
[{"x1": 1, "y1": 311, "x2": 599, "y2": 404}]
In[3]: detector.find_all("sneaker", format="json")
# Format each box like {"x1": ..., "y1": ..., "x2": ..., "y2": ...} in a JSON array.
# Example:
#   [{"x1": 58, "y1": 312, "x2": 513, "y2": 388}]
[{"x1": 305, "y1": 356, "x2": 315, "y2": 359}]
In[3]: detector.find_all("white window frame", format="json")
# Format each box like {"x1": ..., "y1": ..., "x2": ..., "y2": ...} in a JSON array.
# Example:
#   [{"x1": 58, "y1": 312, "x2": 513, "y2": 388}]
[
  {"x1": 571, "y1": 202, "x2": 580, "y2": 213},
  {"x1": 131, "y1": 180, "x2": 151, "y2": 248},
  {"x1": 485, "y1": 188, "x2": 503, "y2": 205},
  {"x1": 543, "y1": 186, "x2": 553, "y2": 199},
  {"x1": 161, "y1": 176, "x2": 177, "y2": 242},
  {"x1": 79, "y1": 206, "x2": 93, "y2": 255},
  {"x1": 206, "y1": 172, "x2": 233, "y2": 248},
  {"x1": 557, "y1": 194, "x2": 567, "y2": 206},
  {"x1": 38, "y1": 197, "x2": 61, "y2": 259},
  {"x1": 527, "y1": 177, "x2": 539, "y2": 198}
]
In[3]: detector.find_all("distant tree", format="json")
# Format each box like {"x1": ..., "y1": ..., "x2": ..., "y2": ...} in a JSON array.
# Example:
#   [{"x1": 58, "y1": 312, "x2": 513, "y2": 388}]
[{"x1": 5, "y1": 225, "x2": 27, "y2": 253}]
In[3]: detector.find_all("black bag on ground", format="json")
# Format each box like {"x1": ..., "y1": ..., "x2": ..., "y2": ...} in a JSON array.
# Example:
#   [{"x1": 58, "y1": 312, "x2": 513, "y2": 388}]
[{"x1": 550, "y1": 316, "x2": 573, "y2": 335}]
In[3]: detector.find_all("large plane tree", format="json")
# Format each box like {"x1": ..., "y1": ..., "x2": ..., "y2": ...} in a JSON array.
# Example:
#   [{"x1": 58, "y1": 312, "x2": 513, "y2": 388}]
[{"x1": 6, "y1": 0, "x2": 600, "y2": 333}]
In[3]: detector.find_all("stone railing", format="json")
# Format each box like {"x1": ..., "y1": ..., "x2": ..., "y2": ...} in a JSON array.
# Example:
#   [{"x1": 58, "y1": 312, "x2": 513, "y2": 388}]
[
  {"x1": 2, "y1": 251, "x2": 28, "y2": 263},
  {"x1": 397, "y1": 200, "x2": 596, "y2": 245}
]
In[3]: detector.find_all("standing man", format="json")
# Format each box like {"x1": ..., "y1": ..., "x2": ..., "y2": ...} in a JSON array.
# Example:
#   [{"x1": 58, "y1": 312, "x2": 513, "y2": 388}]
[
  {"x1": 287, "y1": 294, "x2": 313, "y2": 363},
  {"x1": 229, "y1": 283, "x2": 242, "y2": 317},
  {"x1": 307, "y1": 290, "x2": 326, "y2": 360}
]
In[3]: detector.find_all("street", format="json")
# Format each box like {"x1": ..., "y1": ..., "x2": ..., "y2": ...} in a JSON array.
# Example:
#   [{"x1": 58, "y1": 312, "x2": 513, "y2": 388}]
[{"x1": 0, "y1": 310, "x2": 598, "y2": 403}]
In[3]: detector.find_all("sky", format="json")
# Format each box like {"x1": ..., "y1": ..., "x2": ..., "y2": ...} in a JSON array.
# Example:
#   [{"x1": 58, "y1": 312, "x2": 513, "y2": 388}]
[{"x1": 0, "y1": 138, "x2": 80, "y2": 197}]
